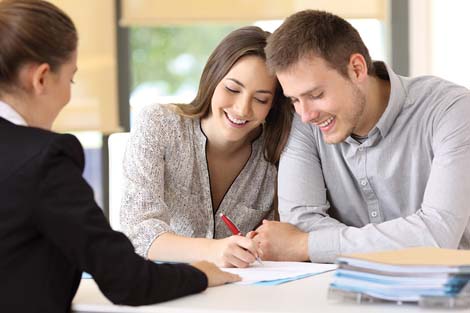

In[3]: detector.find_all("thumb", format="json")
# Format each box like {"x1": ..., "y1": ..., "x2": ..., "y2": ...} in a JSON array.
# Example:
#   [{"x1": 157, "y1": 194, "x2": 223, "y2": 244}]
[{"x1": 246, "y1": 231, "x2": 258, "y2": 239}]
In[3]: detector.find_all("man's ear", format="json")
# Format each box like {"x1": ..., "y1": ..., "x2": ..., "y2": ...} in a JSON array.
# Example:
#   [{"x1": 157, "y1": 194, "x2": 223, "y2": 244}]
[
  {"x1": 31, "y1": 63, "x2": 51, "y2": 95},
  {"x1": 348, "y1": 53, "x2": 368, "y2": 83}
]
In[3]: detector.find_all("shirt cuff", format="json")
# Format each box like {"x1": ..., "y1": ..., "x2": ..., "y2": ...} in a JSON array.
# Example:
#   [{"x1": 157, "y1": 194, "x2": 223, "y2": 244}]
[{"x1": 308, "y1": 227, "x2": 341, "y2": 263}]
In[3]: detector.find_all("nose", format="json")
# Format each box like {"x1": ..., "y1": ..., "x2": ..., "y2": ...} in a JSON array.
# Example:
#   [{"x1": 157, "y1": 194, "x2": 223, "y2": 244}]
[
  {"x1": 296, "y1": 100, "x2": 320, "y2": 123},
  {"x1": 233, "y1": 95, "x2": 252, "y2": 118}
]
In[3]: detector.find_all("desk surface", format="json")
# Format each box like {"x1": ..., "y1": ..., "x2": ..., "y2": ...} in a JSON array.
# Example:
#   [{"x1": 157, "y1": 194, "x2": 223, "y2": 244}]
[{"x1": 72, "y1": 271, "x2": 455, "y2": 313}]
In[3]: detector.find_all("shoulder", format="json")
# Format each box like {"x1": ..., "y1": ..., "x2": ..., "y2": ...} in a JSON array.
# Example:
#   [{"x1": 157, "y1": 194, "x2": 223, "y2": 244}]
[
  {"x1": 1, "y1": 121, "x2": 82, "y2": 157},
  {"x1": 135, "y1": 103, "x2": 188, "y2": 126},
  {"x1": 33, "y1": 130, "x2": 84, "y2": 172},
  {"x1": 252, "y1": 136, "x2": 278, "y2": 175},
  {"x1": 405, "y1": 75, "x2": 470, "y2": 111},
  {"x1": 44, "y1": 133, "x2": 84, "y2": 168},
  {"x1": 290, "y1": 113, "x2": 319, "y2": 137},
  {"x1": 404, "y1": 76, "x2": 470, "y2": 144},
  {"x1": 284, "y1": 113, "x2": 321, "y2": 151},
  {"x1": 133, "y1": 104, "x2": 194, "y2": 135},
  {"x1": 401, "y1": 75, "x2": 470, "y2": 129},
  {"x1": 131, "y1": 104, "x2": 198, "y2": 149},
  {"x1": 0, "y1": 123, "x2": 84, "y2": 180}
]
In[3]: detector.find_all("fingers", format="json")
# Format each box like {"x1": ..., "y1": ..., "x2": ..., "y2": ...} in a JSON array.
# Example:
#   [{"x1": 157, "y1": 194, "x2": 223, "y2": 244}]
[
  {"x1": 261, "y1": 218, "x2": 274, "y2": 227},
  {"x1": 216, "y1": 268, "x2": 241, "y2": 284},
  {"x1": 216, "y1": 236, "x2": 263, "y2": 268},
  {"x1": 231, "y1": 235, "x2": 261, "y2": 258},
  {"x1": 223, "y1": 271, "x2": 242, "y2": 283},
  {"x1": 246, "y1": 230, "x2": 258, "y2": 239},
  {"x1": 246, "y1": 231, "x2": 264, "y2": 260},
  {"x1": 190, "y1": 261, "x2": 241, "y2": 287},
  {"x1": 254, "y1": 220, "x2": 268, "y2": 232},
  {"x1": 223, "y1": 253, "x2": 252, "y2": 268}
]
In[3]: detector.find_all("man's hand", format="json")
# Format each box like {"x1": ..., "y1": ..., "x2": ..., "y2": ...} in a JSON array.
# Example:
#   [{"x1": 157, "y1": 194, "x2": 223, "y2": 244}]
[{"x1": 251, "y1": 220, "x2": 309, "y2": 261}]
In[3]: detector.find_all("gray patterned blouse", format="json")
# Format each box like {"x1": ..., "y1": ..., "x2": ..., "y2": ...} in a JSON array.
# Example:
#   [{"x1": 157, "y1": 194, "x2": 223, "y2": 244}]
[{"x1": 120, "y1": 104, "x2": 276, "y2": 257}]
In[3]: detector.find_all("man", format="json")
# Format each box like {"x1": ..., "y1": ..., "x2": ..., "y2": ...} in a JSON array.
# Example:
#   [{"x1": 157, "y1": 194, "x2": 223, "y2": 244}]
[{"x1": 253, "y1": 10, "x2": 470, "y2": 263}]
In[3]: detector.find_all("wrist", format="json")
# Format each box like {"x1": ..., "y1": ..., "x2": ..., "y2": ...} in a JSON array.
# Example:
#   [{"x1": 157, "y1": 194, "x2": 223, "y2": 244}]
[
  {"x1": 204, "y1": 238, "x2": 223, "y2": 264},
  {"x1": 202, "y1": 238, "x2": 215, "y2": 258},
  {"x1": 295, "y1": 231, "x2": 310, "y2": 261}
]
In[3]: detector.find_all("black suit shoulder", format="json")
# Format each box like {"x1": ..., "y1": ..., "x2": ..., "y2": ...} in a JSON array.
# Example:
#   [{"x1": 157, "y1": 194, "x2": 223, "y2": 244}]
[{"x1": 0, "y1": 118, "x2": 84, "y2": 182}]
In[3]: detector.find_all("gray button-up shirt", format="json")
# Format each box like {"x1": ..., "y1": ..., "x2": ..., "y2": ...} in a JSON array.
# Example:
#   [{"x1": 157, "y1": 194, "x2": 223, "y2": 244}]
[
  {"x1": 121, "y1": 104, "x2": 276, "y2": 257},
  {"x1": 278, "y1": 64, "x2": 470, "y2": 263}
]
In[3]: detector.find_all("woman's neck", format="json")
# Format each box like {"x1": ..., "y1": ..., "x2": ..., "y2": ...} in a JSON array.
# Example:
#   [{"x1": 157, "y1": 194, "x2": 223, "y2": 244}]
[
  {"x1": 200, "y1": 116, "x2": 259, "y2": 157},
  {"x1": 1, "y1": 93, "x2": 29, "y2": 119},
  {"x1": 0, "y1": 92, "x2": 48, "y2": 129}
]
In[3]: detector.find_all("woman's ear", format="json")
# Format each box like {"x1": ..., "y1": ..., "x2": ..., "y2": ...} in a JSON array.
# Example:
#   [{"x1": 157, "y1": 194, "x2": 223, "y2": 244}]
[{"x1": 30, "y1": 63, "x2": 51, "y2": 95}]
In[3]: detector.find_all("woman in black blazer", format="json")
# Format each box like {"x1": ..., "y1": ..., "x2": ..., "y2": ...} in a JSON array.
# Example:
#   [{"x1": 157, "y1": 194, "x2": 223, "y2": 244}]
[{"x1": 0, "y1": 1, "x2": 239, "y2": 312}]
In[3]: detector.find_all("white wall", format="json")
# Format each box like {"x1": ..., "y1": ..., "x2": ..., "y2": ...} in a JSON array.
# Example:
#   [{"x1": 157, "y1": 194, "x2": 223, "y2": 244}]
[{"x1": 410, "y1": 0, "x2": 470, "y2": 88}]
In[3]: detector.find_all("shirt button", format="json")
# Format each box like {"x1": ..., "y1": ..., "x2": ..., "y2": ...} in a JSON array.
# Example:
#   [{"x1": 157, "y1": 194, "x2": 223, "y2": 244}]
[
  {"x1": 371, "y1": 211, "x2": 378, "y2": 218},
  {"x1": 358, "y1": 147, "x2": 364, "y2": 152},
  {"x1": 360, "y1": 180, "x2": 368, "y2": 186}
]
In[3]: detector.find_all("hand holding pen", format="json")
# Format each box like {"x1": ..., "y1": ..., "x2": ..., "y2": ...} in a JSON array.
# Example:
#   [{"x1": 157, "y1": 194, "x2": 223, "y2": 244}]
[{"x1": 219, "y1": 213, "x2": 263, "y2": 266}]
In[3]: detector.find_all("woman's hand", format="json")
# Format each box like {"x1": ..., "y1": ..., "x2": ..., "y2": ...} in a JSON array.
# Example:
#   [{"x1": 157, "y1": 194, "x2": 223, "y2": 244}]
[
  {"x1": 191, "y1": 261, "x2": 241, "y2": 287},
  {"x1": 209, "y1": 235, "x2": 262, "y2": 268}
]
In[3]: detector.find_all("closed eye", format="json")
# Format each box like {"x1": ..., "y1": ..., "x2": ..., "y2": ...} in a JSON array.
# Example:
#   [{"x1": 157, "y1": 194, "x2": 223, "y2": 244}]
[
  {"x1": 225, "y1": 86, "x2": 240, "y2": 93},
  {"x1": 254, "y1": 98, "x2": 268, "y2": 104},
  {"x1": 311, "y1": 92, "x2": 324, "y2": 100}
]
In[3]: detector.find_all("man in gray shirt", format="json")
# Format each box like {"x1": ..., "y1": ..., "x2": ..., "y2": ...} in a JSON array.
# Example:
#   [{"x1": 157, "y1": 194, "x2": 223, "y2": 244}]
[{"x1": 253, "y1": 10, "x2": 470, "y2": 263}]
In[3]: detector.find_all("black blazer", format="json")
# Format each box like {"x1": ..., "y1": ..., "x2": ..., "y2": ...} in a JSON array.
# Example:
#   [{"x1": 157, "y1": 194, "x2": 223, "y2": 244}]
[{"x1": 0, "y1": 117, "x2": 207, "y2": 313}]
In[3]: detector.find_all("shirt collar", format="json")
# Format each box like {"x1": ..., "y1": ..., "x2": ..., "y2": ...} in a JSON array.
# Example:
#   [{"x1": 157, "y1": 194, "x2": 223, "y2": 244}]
[
  {"x1": 374, "y1": 63, "x2": 408, "y2": 138},
  {"x1": 0, "y1": 100, "x2": 28, "y2": 126}
]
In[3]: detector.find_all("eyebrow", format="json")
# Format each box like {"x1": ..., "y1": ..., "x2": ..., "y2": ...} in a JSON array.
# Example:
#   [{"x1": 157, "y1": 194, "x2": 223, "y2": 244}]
[{"x1": 226, "y1": 78, "x2": 273, "y2": 95}]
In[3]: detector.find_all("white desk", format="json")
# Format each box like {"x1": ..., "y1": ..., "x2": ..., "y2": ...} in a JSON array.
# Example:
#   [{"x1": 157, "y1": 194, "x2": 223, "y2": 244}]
[{"x1": 72, "y1": 272, "x2": 451, "y2": 313}]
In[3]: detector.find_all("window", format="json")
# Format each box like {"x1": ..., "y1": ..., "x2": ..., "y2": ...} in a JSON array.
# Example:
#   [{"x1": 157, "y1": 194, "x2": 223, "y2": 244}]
[
  {"x1": 129, "y1": 19, "x2": 387, "y2": 122},
  {"x1": 72, "y1": 132, "x2": 104, "y2": 207},
  {"x1": 129, "y1": 24, "x2": 243, "y2": 123}
]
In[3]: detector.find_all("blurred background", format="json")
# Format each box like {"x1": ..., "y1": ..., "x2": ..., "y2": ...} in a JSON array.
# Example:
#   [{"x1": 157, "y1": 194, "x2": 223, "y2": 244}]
[{"x1": 44, "y1": 0, "x2": 470, "y2": 216}]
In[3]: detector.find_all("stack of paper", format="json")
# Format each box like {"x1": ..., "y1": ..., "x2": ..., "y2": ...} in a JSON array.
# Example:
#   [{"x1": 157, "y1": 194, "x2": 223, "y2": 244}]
[{"x1": 330, "y1": 247, "x2": 470, "y2": 302}]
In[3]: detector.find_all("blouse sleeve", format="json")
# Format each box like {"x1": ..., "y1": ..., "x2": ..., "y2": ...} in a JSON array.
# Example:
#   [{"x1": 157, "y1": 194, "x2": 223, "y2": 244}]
[{"x1": 120, "y1": 104, "x2": 174, "y2": 257}]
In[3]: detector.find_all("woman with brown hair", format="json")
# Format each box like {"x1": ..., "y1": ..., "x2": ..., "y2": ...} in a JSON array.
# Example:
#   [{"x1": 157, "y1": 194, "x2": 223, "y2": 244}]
[
  {"x1": 0, "y1": 1, "x2": 239, "y2": 312},
  {"x1": 121, "y1": 26, "x2": 293, "y2": 268}
]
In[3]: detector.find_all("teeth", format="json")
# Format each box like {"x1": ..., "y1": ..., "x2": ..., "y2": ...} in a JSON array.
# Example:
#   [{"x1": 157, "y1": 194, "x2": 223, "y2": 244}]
[
  {"x1": 318, "y1": 116, "x2": 334, "y2": 127},
  {"x1": 226, "y1": 112, "x2": 248, "y2": 125}
]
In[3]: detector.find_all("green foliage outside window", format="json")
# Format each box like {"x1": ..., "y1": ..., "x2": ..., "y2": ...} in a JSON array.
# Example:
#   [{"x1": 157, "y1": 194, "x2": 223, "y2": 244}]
[{"x1": 130, "y1": 24, "x2": 244, "y2": 97}]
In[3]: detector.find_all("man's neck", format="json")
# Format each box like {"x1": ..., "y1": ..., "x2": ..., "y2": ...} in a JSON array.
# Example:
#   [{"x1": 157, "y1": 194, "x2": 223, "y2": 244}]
[{"x1": 356, "y1": 75, "x2": 391, "y2": 136}]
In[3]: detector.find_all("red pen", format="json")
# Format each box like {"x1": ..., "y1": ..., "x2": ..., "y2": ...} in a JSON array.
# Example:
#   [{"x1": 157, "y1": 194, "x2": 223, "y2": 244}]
[
  {"x1": 220, "y1": 213, "x2": 241, "y2": 235},
  {"x1": 219, "y1": 213, "x2": 263, "y2": 265}
]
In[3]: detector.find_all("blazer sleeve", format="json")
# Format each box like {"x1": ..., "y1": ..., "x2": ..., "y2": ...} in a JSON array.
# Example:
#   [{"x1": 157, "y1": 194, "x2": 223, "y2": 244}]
[{"x1": 33, "y1": 134, "x2": 208, "y2": 305}]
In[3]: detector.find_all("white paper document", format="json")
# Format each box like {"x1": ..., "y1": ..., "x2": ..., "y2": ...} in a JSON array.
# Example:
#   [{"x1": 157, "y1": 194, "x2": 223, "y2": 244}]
[{"x1": 222, "y1": 261, "x2": 336, "y2": 285}]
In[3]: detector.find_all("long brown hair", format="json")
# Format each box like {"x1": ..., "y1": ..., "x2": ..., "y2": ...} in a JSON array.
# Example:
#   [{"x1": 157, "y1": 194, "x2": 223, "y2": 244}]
[
  {"x1": 172, "y1": 26, "x2": 292, "y2": 164},
  {"x1": 0, "y1": 0, "x2": 77, "y2": 94}
]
